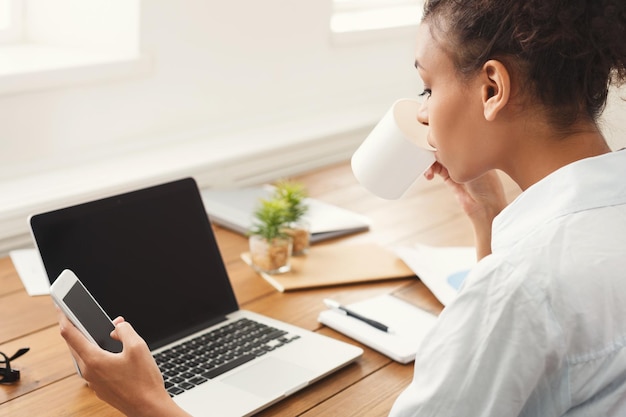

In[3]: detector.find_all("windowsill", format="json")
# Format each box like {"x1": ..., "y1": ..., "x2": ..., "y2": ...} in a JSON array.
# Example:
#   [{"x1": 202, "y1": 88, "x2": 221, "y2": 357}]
[
  {"x1": 0, "y1": 113, "x2": 376, "y2": 256},
  {"x1": 330, "y1": 24, "x2": 419, "y2": 45},
  {"x1": 329, "y1": 5, "x2": 422, "y2": 45},
  {"x1": 0, "y1": 43, "x2": 151, "y2": 95}
]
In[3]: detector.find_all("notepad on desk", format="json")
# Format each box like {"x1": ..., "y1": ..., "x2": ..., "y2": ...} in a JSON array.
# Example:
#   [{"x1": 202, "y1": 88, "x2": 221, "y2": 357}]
[
  {"x1": 394, "y1": 244, "x2": 475, "y2": 306},
  {"x1": 318, "y1": 294, "x2": 438, "y2": 363},
  {"x1": 201, "y1": 186, "x2": 371, "y2": 242},
  {"x1": 241, "y1": 243, "x2": 415, "y2": 292}
]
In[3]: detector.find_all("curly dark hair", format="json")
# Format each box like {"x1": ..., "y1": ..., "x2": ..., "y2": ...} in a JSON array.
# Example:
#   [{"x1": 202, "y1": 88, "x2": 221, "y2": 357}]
[{"x1": 422, "y1": 0, "x2": 626, "y2": 129}]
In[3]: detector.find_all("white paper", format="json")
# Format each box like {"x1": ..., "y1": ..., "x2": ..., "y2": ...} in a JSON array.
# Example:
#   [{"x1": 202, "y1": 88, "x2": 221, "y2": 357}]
[
  {"x1": 394, "y1": 244, "x2": 476, "y2": 306},
  {"x1": 9, "y1": 248, "x2": 50, "y2": 296},
  {"x1": 318, "y1": 294, "x2": 438, "y2": 363}
]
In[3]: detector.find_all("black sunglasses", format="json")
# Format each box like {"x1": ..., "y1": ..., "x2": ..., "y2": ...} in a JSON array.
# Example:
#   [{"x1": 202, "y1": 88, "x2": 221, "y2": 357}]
[{"x1": 0, "y1": 347, "x2": 30, "y2": 384}]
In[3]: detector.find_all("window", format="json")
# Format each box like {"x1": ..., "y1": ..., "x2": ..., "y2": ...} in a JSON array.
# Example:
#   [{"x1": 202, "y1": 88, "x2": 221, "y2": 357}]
[
  {"x1": 331, "y1": 0, "x2": 422, "y2": 34},
  {"x1": 0, "y1": 0, "x2": 22, "y2": 43},
  {"x1": 0, "y1": 0, "x2": 148, "y2": 96}
]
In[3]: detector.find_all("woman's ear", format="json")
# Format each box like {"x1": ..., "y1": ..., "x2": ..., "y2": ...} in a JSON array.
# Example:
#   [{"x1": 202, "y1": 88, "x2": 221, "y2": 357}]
[{"x1": 481, "y1": 60, "x2": 510, "y2": 121}]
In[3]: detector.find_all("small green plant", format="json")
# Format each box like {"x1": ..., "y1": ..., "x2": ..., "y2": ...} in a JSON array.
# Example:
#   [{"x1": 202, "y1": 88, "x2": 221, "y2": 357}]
[
  {"x1": 248, "y1": 198, "x2": 290, "y2": 241},
  {"x1": 273, "y1": 180, "x2": 309, "y2": 223}
]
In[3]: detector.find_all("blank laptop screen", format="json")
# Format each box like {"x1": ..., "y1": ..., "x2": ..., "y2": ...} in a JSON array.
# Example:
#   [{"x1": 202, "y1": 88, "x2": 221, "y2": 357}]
[{"x1": 31, "y1": 178, "x2": 239, "y2": 350}]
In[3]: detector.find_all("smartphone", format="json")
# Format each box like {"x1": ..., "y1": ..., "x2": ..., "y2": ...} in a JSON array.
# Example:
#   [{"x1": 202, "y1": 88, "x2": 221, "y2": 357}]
[{"x1": 50, "y1": 269, "x2": 123, "y2": 353}]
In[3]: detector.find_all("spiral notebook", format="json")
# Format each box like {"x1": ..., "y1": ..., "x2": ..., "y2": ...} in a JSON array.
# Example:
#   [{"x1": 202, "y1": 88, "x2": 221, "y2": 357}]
[{"x1": 201, "y1": 186, "x2": 371, "y2": 242}]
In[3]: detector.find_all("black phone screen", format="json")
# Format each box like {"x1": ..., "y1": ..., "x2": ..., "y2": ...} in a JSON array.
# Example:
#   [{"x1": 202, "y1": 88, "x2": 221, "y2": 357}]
[{"x1": 64, "y1": 281, "x2": 123, "y2": 353}]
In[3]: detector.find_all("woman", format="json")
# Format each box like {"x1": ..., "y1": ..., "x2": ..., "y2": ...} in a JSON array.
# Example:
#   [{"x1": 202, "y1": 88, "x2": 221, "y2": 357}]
[
  {"x1": 59, "y1": 0, "x2": 626, "y2": 415},
  {"x1": 390, "y1": 0, "x2": 626, "y2": 415}
]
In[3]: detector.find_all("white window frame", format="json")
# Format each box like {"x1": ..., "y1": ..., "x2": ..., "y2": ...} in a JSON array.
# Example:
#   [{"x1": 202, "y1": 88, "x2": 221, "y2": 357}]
[
  {"x1": 0, "y1": 0, "x2": 149, "y2": 96},
  {"x1": 0, "y1": 0, "x2": 23, "y2": 43},
  {"x1": 331, "y1": 0, "x2": 422, "y2": 34}
]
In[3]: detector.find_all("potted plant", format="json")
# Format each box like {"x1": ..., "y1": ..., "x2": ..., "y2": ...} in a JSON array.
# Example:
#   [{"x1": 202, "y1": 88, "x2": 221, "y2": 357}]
[
  {"x1": 273, "y1": 180, "x2": 310, "y2": 255},
  {"x1": 248, "y1": 197, "x2": 293, "y2": 274}
]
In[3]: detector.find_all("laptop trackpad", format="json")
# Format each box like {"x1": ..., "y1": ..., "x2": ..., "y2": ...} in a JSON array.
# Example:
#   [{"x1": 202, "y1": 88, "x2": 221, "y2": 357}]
[{"x1": 222, "y1": 357, "x2": 315, "y2": 398}]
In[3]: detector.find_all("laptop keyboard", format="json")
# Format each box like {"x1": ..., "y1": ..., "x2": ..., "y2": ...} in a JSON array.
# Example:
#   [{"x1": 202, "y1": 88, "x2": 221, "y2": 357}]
[{"x1": 153, "y1": 318, "x2": 301, "y2": 397}]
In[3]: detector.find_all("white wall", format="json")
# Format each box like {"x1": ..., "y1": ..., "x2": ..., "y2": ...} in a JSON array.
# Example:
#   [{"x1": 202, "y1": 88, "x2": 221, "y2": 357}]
[
  {"x1": 602, "y1": 88, "x2": 626, "y2": 150},
  {"x1": 0, "y1": 0, "x2": 421, "y2": 253},
  {"x1": 0, "y1": 0, "x2": 420, "y2": 179}
]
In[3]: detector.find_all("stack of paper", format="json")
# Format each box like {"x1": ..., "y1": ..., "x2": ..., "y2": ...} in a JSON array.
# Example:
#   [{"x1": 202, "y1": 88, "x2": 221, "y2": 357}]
[
  {"x1": 201, "y1": 186, "x2": 371, "y2": 242},
  {"x1": 9, "y1": 248, "x2": 49, "y2": 296},
  {"x1": 394, "y1": 244, "x2": 476, "y2": 306}
]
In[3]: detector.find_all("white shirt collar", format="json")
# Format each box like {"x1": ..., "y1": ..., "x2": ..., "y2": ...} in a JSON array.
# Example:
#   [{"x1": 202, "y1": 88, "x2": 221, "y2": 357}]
[{"x1": 492, "y1": 150, "x2": 626, "y2": 252}]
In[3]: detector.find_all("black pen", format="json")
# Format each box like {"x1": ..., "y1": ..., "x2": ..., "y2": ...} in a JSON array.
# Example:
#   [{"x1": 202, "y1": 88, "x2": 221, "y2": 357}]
[{"x1": 324, "y1": 298, "x2": 394, "y2": 333}]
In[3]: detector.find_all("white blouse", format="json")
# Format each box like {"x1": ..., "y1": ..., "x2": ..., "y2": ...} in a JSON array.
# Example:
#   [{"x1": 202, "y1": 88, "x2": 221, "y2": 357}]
[{"x1": 390, "y1": 150, "x2": 626, "y2": 417}]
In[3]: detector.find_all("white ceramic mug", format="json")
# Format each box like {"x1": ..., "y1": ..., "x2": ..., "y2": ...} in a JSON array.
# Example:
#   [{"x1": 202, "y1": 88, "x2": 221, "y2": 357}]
[{"x1": 351, "y1": 98, "x2": 436, "y2": 200}]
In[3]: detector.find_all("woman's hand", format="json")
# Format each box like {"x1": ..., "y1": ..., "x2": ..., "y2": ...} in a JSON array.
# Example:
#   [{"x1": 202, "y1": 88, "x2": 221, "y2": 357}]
[
  {"x1": 58, "y1": 312, "x2": 191, "y2": 417},
  {"x1": 425, "y1": 162, "x2": 507, "y2": 259}
]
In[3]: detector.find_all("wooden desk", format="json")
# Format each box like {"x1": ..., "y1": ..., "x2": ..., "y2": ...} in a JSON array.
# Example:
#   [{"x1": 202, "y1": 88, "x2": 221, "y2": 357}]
[{"x1": 0, "y1": 162, "x2": 520, "y2": 416}]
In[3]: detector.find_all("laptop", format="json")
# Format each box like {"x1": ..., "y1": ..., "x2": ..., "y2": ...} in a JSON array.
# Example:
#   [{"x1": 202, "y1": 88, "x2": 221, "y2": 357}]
[{"x1": 29, "y1": 177, "x2": 363, "y2": 417}]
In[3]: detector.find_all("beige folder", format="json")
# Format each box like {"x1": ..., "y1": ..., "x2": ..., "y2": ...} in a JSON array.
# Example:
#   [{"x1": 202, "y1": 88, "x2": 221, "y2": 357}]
[{"x1": 241, "y1": 243, "x2": 415, "y2": 292}]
